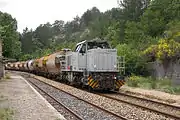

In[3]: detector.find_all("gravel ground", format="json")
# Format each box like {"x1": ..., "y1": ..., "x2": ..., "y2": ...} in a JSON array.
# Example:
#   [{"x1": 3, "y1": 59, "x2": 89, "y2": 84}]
[
  {"x1": 27, "y1": 77, "x2": 122, "y2": 120},
  {"x1": 103, "y1": 93, "x2": 180, "y2": 117},
  {"x1": 31, "y1": 74, "x2": 175, "y2": 120},
  {"x1": 0, "y1": 74, "x2": 65, "y2": 120},
  {"x1": 120, "y1": 85, "x2": 180, "y2": 106}
]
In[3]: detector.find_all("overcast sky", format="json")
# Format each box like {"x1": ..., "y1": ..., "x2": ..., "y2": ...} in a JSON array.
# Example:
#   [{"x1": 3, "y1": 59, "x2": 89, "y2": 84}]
[{"x1": 0, "y1": 0, "x2": 119, "y2": 33}]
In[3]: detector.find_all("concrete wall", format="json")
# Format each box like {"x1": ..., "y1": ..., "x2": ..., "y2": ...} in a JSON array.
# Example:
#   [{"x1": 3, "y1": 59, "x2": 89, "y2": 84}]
[{"x1": 147, "y1": 61, "x2": 180, "y2": 86}]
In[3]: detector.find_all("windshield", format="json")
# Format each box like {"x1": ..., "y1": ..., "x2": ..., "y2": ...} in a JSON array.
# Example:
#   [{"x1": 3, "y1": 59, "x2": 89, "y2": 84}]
[{"x1": 87, "y1": 42, "x2": 110, "y2": 50}]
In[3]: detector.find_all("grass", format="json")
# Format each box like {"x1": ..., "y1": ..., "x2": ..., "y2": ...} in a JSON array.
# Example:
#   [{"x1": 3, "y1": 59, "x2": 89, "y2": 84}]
[
  {"x1": 4, "y1": 74, "x2": 11, "y2": 79},
  {"x1": 126, "y1": 75, "x2": 180, "y2": 95},
  {"x1": 0, "y1": 108, "x2": 14, "y2": 120},
  {"x1": 0, "y1": 95, "x2": 13, "y2": 120}
]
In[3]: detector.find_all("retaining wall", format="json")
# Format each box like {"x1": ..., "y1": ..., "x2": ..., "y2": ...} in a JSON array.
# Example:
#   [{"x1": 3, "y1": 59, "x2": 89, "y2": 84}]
[{"x1": 147, "y1": 61, "x2": 180, "y2": 86}]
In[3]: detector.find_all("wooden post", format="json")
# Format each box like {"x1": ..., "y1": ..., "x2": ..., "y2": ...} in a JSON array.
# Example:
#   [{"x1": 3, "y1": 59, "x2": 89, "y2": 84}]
[{"x1": 0, "y1": 39, "x2": 4, "y2": 78}]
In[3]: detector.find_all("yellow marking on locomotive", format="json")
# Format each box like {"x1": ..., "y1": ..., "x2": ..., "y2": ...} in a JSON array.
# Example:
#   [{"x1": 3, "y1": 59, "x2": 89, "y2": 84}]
[
  {"x1": 116, "y1": 81, "x2": 121, "y2": 86},
  {"x1": 115, "y1": 83, "x2": 120, "y2": 88},
  {"x1": 88, "y1": 78, "x2": 93, "y2": 85},
  {"x1": 88, "y1": 80, "x2": 93, "y2": 86},
  {"x1": 88, "y1": 76, "x2": 92, "y2": 80},
  {"x1": 118, "y1": 81, "x2": 123, "y2": 86},
  {"x1": 91, "y1": 81, "x2": 98, "y2": 88},
  {"x1": 92, "y1": 81, "x2": 98, "y2": 88},
  {"x1": 87, "y1": 77, "x2": 99, "y2": 88},
  {"x1": 121, "y1": 81, "x2": 125, "y2": 85},
  {"x1": 115, "y1": 80, "x2": 122, "y2": 87},
  {"x1": 89, "y1": 80, "x2": 96, "y2": 86},
  {"x1": 115, "y1": 80, "x2": 125, "y2": 88}
]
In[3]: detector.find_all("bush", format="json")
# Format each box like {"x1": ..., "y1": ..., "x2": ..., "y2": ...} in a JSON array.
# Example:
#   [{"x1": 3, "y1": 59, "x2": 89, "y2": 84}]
[
  {"x1": 126, "y1": 75, "x2": 180, "y2": 94},
  {"x1": 116, "y1": 44, "x2": 148, "y2": 76},
  {"x1": 127, "y1": 75, "x2": 147, "y2": 87},
  {"x1": 19, "y1": 54, "x2": 33, "y2": 61}
]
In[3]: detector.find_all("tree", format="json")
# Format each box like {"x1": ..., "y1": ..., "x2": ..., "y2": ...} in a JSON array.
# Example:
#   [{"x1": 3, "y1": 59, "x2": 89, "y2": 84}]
[
  {"x1": 80, "y1": 7, "x2": 101, "y2": 28},
  {"x1": 21, "y1": 27, "x2": 34, "y2": 53},
  {"x1": 116, "y1": 44, "x2": 147, "y2": 75},
  {"x1": 52, "y1": 20, "x2": 65, "y2": 35},
  {"x1": 34, "y1": 22, "x2": 53, "y2": 48},
  {"x1": 0, "y1": 11, "x2": 21, "y2": 59},
  {"x1": 119, "y1": 0, "x2": 150, "y2": 21},
  {"x1": 140, "y1": 0, "x2": 180, "y2": 37}
]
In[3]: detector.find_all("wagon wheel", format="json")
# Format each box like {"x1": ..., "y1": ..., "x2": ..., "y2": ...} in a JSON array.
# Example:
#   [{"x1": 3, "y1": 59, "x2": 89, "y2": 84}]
[{"x1": 114, "y1": 88, "x2": 119, "y2": 91}]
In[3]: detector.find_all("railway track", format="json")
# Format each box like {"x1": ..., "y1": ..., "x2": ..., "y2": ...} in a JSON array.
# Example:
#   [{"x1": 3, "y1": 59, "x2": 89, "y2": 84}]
[
  {"x1": 97, "y1": 91, "x2": 180, "y2": 120},
  {"x1": 12, "y1": 71, "x2": 179, "y2": 120},
  {"x1": 27, "y1": 78, "x2": 84, "y2": 120},
  {"x1": 26, "y1": 76, "x2": 127, "y2": 120}
]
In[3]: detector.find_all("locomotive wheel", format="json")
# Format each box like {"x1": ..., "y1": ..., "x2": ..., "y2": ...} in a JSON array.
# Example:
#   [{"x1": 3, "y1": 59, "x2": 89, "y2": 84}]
[
  {"x1": 88, "y1": 86, "x2": 93, "y2": 92},
  {"x1": 114, "y1": 88, "x2": 119, "y2": 91},
  {"x1": 66, "y1": 81, "x2": 70, "y2": 85},
  {"x1": 81, "y1": 84, "x2": 86, "y2": 89}
]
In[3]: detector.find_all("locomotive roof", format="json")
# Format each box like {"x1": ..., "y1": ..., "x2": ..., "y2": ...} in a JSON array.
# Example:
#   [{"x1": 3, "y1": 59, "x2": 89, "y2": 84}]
[{"x1": 76, "y1": 38, "x2": 108, "y2": 46}]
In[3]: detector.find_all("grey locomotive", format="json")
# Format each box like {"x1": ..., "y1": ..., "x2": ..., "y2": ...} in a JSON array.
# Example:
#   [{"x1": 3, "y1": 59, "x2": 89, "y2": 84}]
[{"x1": 56, "y1": 38, "x2": 125, "y2": 91}]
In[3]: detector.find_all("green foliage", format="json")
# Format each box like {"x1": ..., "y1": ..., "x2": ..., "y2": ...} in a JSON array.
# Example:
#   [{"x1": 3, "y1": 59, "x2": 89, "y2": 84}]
[
  {"x1": 0, "y1": 11, "x2": 21, "y2": 59},
  {"x1": 19, "y1": 54, "x2": 33, "y2": 61},
  {"x1": 0, "y1": 108, "x2": 14, "y2": 120},
  {"x1": 164, "y1": 86, "x2": 180, "y2": 95},
  {"x1": 140, "y1": 10, "x2": 166, "y2": 37},
  {"x1": 116, "y1": 44, "x2": 147, "y2": 75},
  {"x1": 106, "y1": 22, "x2": 121, "y2": 47},
  {"x1": 127, "y1": 75, "x2": 142, "y2": 87},
  {"x1": 127, "y1": 75, "x2": 180, "y2": 94},
  {"x1": 143, "y1": 38, "x2": 180, "y2": 77},
  {"x1": 126, "y1": 75, "x2": 154, "y2": 88},
  {"x1": 164, "y1": 20, "x2": 180, "y2": 41},
  {"x1": 140, "y1": 0, "x2": 180, "y2": 37},
  {"x1": 119, "y1": 0, "x2": 150, "y2": 21},
  {"x1": 143, "y1": 39, "x2": 180, "y2": 62},
  {"x1": 124, "y1": 21, "x2": 158, "y2": 49},
  {"x1": 4, "y1": 74, "x2": 11, "y2": 79}
]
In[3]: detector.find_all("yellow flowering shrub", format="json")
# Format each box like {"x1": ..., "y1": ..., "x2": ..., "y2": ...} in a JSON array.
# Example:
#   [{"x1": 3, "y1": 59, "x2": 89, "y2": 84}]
[
  {"x1": 143, "y1": 39, "x2": 180, "y2": 62},
  {"x1": 143, "y1": 45, "x2": 158, "y2": 61},
  {"x1": 127, "y1": 75, "x2": 142, "y2": 87},
  {"x1": 156, "y1": 39, "x2": 180, "y2": 61}
]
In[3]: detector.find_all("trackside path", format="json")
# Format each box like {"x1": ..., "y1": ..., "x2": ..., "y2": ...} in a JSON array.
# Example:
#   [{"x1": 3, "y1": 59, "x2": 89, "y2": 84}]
[{"x1": 0, "y1": 73, "x2": 66, "y2": 120}]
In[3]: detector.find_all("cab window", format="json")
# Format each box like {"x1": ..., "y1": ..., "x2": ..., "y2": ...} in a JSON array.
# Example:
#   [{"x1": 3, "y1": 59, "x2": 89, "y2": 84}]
[
  {"x1": 80, "y1": 44, "x2": 86, "y2": 53},
  {"x1": 75, "y1": 44, "x2": 82, "y2": 52}
]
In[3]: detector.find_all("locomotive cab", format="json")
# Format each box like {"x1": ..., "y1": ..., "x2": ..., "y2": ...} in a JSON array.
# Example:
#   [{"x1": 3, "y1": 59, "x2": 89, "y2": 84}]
[{"x1": 74, "y1": 39, "x2": 111, "y2": 54}]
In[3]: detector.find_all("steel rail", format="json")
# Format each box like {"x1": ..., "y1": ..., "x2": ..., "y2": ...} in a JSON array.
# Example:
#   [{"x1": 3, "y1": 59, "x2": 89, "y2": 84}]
[
  {"x1": 32, "y1": 77, "x2": 128, "y2": 120},
  {"x1": 116, "y1": 91, "x2": 180, "y2": 109},
  {"x1": 97, "y1": 92, "x2": 180, "y2": 120}
]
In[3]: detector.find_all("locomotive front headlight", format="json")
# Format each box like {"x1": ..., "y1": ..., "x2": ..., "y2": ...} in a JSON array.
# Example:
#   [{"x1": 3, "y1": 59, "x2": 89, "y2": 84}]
[
  {"x1": 94, "y1": 64, "x2": 96, "y2": 68},
  {"x1": 114, "y1": 65, "x2": 117, "y2": 68}
]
